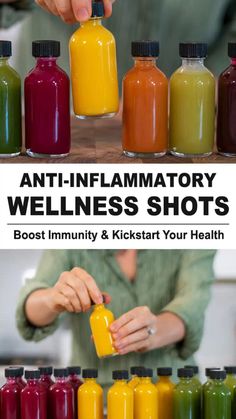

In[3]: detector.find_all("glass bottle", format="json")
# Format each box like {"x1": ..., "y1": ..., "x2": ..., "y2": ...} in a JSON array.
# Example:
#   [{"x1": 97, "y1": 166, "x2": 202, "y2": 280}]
[
  {"x1": 217, "y1": 43, "x2": 236, "y2": 155},
  {"x1": 67, "y1": 366, "x2": 83, "y2": 419},
  {"x1": 170, "y1": 43, "x2": 215, "y2": 157},
  {"x1": 48, "y1": 368, "x2": 74, "y2": 419},
  {"x1": 204, "y1": 370, "x2": 231, "y2": 419},
  {"x1": 174, "y1": 368, "x2": 201, "y2": 419},
  {"x1": 78, "y1": 369, "x2": 103, "y2": 419},
  {"x1": 156, "y1": 367, "x2": 174, "y2": 419},
  {"x1": 0, "y1": 367, "x2": 21, "y2": 419},
  {"x1": 0, "y1": 40, "x2": 21, "y2": 157},
  {"x1": 224, "y1": 366, "x2": 236, "y2": 417},
  {"x1": 122, "y1": 40, "x2": 168, "y2": 158},
  {"x1": 25, "y1": 40, "x2": 70, "y2": 158},
  {"x1": 21, "y1": 370, "x2": 47, "y2": 419},
  {"x1": 39, "y1": 366, "x2": 54, "y2": 389},
  {"x1": 134, "y1": 368, "x2": 158, "y2": 419},
  {"x1": 108, "y1": 370, "x2": 133, "y2": 419},
  {"x1": 69, "y1": 1, "x2": 119, "y2": 119},
  {"x1": 128, "y1": 366, "x2": 144, "y2": 389}
]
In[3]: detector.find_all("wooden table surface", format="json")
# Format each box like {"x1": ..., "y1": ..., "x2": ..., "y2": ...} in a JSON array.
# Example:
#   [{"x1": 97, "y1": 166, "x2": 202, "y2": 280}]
[{"x1": 0, "y1": 117, "x2": 235, "y2": 164}]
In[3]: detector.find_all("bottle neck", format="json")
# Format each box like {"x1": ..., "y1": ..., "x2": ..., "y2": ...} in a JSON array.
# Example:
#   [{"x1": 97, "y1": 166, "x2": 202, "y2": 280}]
[
  {"x1": 80, "y1": 17, "x2": 102, "y2": 28},
  {"x1": 84, "y1": 378, "x2": 96, "y2": 384},
  {"x1": 35, "y1": 57, "x2": 58, "y2": 68},
  {"x1": 69, "y1": 373, "x2": 79, "y2": 380},
  {"x1": 179, "y1": 377, "x2": 193, "y2": 384},
  {"x1": 6, "y1": 376, "x2": 17, "y2": 384},
  {"x1": 141, "y1": 377, "x2": 151, "y2": 384},
  {"x1": 181, "y1": 58, "x2": 205, "y2": 69},
  {"x1": 114, "y1": 379, "x2": 127, "y2": 385},
  {"x1": 26, "y1": 378, "x2": 40, "y2": 386},
  {"x1": 212, "y1": 379, "x2": 225, "y2": 386},
  {"x1": 0, "y1": 57, "x2": 9, "y2": 66},
  {"x1": 94, "y1": 303, "x2": 105, "y2": 311},
  {"x1": 134, "y1": 57, "x2": 157, "y2": 68},
  {"x1": 159, "y1": 376, "x2": 170, "y2": 383},
  {"x1": 55, "y1": 376, "x2": 67, "y2": 384}
]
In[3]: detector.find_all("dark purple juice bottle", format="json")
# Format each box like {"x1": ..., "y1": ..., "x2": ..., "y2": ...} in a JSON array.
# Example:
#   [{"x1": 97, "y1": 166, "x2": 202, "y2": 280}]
[
  {"x1": 24, "y1": 40, "x2": 71, "y2": 158},
  {"x1": 49, "y1": 368, "x2": 74, "y2": 419},
  {"x1": 0, "y1": 368, "x2": 21, "y2": 419},
  {"x1": 217, "y1": 43, "x2": 236, "y2": 155},
  {"x1": 21, "y1": 370, "x2": 47, "y2": 419},
  {"x1": 67, "y1": 366, "x2": 82, "y2": 419},
  {"x1": 39, "y1": 366, "x2": 54, "y2": 389}
]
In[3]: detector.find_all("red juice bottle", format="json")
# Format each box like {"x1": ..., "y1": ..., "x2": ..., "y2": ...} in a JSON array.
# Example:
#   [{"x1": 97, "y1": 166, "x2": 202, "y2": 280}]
[
  {"x1": 24, "y1": 40, "x2": 71, "y2": 158},
  {"x1": 21, "y1": 370, "x2": 47, "y2": 419},
  {"x1": 67, "y1": 366, "x2": 82, "y2": 419},
  {"x1": 39, "y1": 366, "x2": 54, "y2": 389},
  {"x1": 8, "y1": 366, "x2": 26, "y2": 389},
  {"x1": 49, "y1": 368, "x2": 74, "y2": 419},
  {"x1": 0, "y1": 368, "x2": 21, "y2": 419},
  {"x1": 217, "y1": 43, "x2": 236, "y2": 155}
]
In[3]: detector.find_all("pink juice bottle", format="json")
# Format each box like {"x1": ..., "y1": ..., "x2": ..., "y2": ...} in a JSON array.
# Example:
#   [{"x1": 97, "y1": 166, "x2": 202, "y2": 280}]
[
  {"x1": 24, "y1": 40, "x2": 71, "y2": 158},
  {"x1": 49, "y1": 368, "x2": 74, "y2": 419},
  {"x1": 0, "y1": 368, "x2": 21, "y2": 419},
  {"x1": 21, "y1": 370, "x2": 47, "y2": 419},
  {"x1": 39, "y1": 366, "x2": 54, "y2": 389},
  {"x1": 67, "y1": 366, "x2": 83, "y2": 419}
]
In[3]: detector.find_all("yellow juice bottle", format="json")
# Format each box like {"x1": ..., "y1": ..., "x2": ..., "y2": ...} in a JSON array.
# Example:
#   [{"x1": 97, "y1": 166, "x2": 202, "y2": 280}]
[
  {"x1": 90, "y1": 299, "x2": 117, "y2": 358},
  {"x1": 69, "y1": 1, "x2": 119, "y2": 119},
  {"x1": 170, "y1": 43, "x2": 215, "y2": 157},
  {"x1": 78, "y1": 369, "x2": 103, "y2": 419},
  {"x1": 134, "y1": 368, "x2": 158, "y2": 419},
  {"x1": 156, "y1": 368, "x2": 174, "y2": 419},
  {"x1": 128, "y1": 367, "x2": 144, "y2": 389},
  {"x1": 108, "y1": 370, "x2": 133, "y2": 419}
]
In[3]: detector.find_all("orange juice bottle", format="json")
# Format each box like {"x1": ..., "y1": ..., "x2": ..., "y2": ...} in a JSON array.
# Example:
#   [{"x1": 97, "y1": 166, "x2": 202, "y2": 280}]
[
  {"x1": 156, "y1": 368, "x2": 174, "y2": 419},
  {"x1": 122, "y1": 41, "x2": 168, "y2": 158},
  {"x1": 90, "y1": 299, "x2": 117, "y2": 358},
  {"x1": 108, "y1": 370, "x2": 133, "y2": 419},
  {"x1": 134, "y1": 368, "x2": 158, "y2": 419},
  {"x1": 128, "y1": 367, "x2": 144, "y2": 389},
  {"x1": 69, "y1": 1, "x2": 119, "y2": 119},
  {"x1": 78, "y1": 369, "x2": 103, "y2": 419}
]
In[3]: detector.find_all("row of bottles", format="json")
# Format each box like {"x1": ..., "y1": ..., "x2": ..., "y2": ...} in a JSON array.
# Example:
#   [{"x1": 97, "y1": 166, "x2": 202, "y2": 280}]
[
  {"x1": 0, "y1": 3, "x2": 236, "y2": 158},
  {"x1": 1, "y1": 365, "x2": 236, "y2": 419}
]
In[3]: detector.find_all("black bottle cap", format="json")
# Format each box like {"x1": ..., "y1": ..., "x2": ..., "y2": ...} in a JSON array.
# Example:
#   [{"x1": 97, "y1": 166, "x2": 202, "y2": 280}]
[
  {"x1": 228, "y1": 43, "x2": 236, "y2": 58},
  {"x1": 112, "y1": 370, "x2": 129, "y2": 380},
  {"x1": 54, "y1": 368, "x2": 68, "y2": 377},
  {"x1": 131, "y1": 41, "x2": 159, "y2": 57},
  {"x1": 5, "y1": 368, "x2": 21, "y2": 378},
  {"x1": 209, "y1": 370, "x2": 226, "y2": 380},
  {"x1": 205, "y1": 368, "x2": 220, "y2": 377},
  {"x1": 0, "y1": 41, "x2": 12, "y2": 57},
  {"x1": 137, "y1": 368, "x2": 153, "y2": 378},
  {"x1": 82, "y1": 369, "x2": 98, "y2": 378},
  {"x1": 9, "y1": 366, "x2": 24, "y2": 377},
  {"x1": 178, "y1": 368, "x2": 194, "y2": 378},
  {"x1": 179, "y1": 43, "x2": 208, "y2": 58},
  {"x1": 91, "y1": 2, "x2": 104, "y2": 17},
  {"x1": 25, "y1": 370, "x2": 40, "y2": 380},
  {"x1": 38, "y1": 366, "x2": 53, "y2": 375},
  {"x1": 32, "y1": 40, "x2": 60, "y2": 58},
  {"x1": 67, "y1": 366, "x2": 81, "y2": 375},
  {"x1": 184, "y1": 365, "x2": 198, "y2": 375},
  {"x1": 130, "y1": 366, "x2": 145, "y2": 375},
  {"x1": 157, "y1": 367, "x2": 172, "y2": 376},
  {"x1": 224, "y1": 366, "x2": 236, "y2": 374}
]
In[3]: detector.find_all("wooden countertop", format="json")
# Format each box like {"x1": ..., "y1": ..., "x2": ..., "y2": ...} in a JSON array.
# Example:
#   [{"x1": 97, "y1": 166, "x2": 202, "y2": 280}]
[{"x1": 0, "y1": 117, "x2": 235, "y2": 164}]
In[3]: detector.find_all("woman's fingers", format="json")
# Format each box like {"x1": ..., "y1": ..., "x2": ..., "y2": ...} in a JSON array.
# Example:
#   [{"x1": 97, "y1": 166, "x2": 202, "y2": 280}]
[
  {"x1": 71, "y1": 267, "x2": 103, "y2": 304},
  {"x1": 54, "y1": 0, "x2": 76, "y2": 23},
  {"x1": 110, "y1": 310, "x2": 134, "y2": 333},
  {"x1": 54, "y1": 291, "x2": 75, "y2": 313},
  {"x1": 103, "y1": 0, "x2": 112, "y2": 17},
  {"x1": 114, "y1": 327, "x2": 149, "y2": 351},
  {"x1": 118, "y1": 339, "x2": 149, "y2": 355},
  {"x1": 59, "y1": 284, "x2": 82, "y2": 312},
  {"x1": 71, "y1": 0, "x2": 91, "y2": 21},
  {"x1": 42, "y1": 0, "x2": 60, "y2": 16}
]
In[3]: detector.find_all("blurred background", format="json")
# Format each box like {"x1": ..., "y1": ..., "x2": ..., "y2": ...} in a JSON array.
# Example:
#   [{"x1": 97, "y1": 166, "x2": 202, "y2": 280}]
[
  {"x1": 0, "y1": 0, "x2": 235, "y2": 86},
  {"x1": 0, "y1": 249, "x2": 235, "y2": 384}
]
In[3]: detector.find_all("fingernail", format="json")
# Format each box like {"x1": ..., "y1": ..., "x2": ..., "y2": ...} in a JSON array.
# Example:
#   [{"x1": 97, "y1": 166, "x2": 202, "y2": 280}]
[
  {"x1": 110, "y1": 324, "x2": 116, "y2": 332},
  {"x1": 77, "y1": 7, "x2": 89, "y2": 21}
]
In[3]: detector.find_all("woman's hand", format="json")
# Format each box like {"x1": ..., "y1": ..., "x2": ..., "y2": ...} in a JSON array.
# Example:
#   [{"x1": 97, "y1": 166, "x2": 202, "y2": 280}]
[
  {"x1": 25, "y1": 267, "x2": 111, "y2": 327},
  {"x1": 35, "y1": 0, "x2": 114, "y2": 24},
  {"x1": 110, "y1": 308, "x2": 186, "y2": 355}
]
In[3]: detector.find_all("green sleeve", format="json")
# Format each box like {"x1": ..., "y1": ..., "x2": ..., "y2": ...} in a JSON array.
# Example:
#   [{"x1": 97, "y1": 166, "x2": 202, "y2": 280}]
[
  {"x1": 15, "y1": 250, "x2": 76, "y2": 342},
  {"x1": 162, "y1": 250, "x2": 216, "y2": 359}
]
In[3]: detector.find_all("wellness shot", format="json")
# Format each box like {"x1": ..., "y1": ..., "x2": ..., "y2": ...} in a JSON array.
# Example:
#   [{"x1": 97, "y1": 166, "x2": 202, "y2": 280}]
[
  {"x1": 0, "y1": 1, "x2": 235, "y2": 162},
  {"x1": 0, "y1": 249, "x2": 236, "y2": 419}
]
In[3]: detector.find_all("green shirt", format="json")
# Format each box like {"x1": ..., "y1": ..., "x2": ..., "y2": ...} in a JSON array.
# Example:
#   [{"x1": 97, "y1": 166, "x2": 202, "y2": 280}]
[{"x1": 16, "y1": 249, "x2": 215, "y2": 388}]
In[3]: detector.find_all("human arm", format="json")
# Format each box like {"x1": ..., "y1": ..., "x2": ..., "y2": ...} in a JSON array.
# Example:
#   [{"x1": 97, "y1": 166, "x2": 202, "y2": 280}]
[{"x1": 110, "y1": 250, "x2": 215, "y2": 357}]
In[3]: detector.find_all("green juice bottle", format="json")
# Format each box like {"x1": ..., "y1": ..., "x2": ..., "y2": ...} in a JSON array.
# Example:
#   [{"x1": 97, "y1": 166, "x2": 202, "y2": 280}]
[
  {"x1": 0, "y1": 40, "x2": 22, "y2": 157},
  {"x1": 170, "y1": 43, "x2": 215, "y2": 157},
  {"x1": 204, "y1": 370, "x2": 231, "y2": 419},
  {"x1": 224, "y1": 366, "x2": 236, "y2": 417},
  {"x1": 174, "y1": 368, "x2": 201, "y2": 419},
  {"x1": 184, "y1": 365, "x2": 202, "y2": 389}
]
